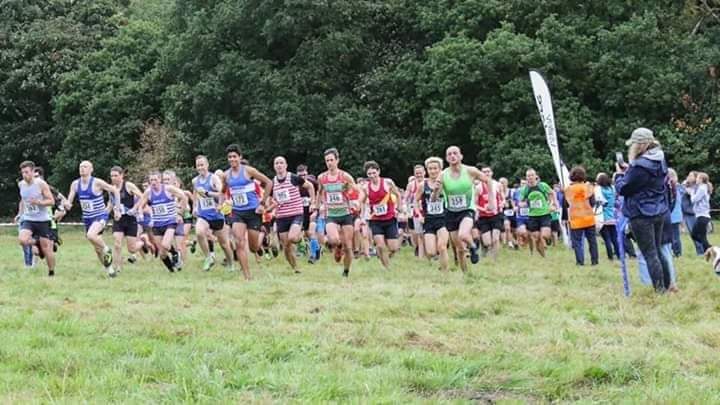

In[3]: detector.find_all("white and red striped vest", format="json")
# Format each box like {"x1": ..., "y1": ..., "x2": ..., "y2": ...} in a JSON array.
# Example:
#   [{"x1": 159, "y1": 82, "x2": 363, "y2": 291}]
[{"x1": 273, "y1": 174, "x2": 304, "y2": 218}]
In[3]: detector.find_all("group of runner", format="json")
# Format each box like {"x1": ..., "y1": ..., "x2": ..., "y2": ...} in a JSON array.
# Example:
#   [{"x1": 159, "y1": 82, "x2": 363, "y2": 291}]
[{"x1": 16, "y1": 145, "x2": 567, "y2": 278}]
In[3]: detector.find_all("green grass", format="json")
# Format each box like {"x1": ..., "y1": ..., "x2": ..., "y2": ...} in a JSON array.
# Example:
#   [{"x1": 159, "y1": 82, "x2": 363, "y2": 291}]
[{"x1": 2, "y1": 227, "x2": 720, "y2": 403}]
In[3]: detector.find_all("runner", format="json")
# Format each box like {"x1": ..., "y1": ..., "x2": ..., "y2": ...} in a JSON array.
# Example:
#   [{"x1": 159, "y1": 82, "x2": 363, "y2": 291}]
[
  {"x1": 192, "y1": 155, "x2": 235, "y2": 272},
  {"x1": 362, "y1": 161, "x2": 402, "y2": 270},
  {"x1": 224, "y1": 144, "x2": 273, "y2": 280},
  {"x1": 514, "y1": 179, "x2": 529, "y2": 249},
  {"x1": 138, "y1": 171, "x2": 188, "y2": 272},
  {"x1": 162, "y1": 170, "x2": 191, "y2": 266},
  {"x1": 352, "y1": 178, "x2": 371, "y2": 260},
  {"x1": 405, "y1": 165, "x2": 426, "y2": 257},
  {"x1": 518, "y1": 169, "x2": 558, "y2": 258},
  {"x1": 317, "y1": 148, "x2": 363, "y2": 277},
  {"x1": 33, "y1": 167, "x2": 67, "y2": 255},
  {"x1": 551, "y1": 183, "x2": 564, "y2": 245},
  {"x1": 270, "y1": 156, "x2": 315, "y2": 273},
  {"x1": 439, "y1": 146, "x2": 487, "y2": 272},
  {"x1": 17, "y1": 161, "x2": 56, "y2": 276},
  {"x1": 297, "y1": 164, "x2": 321, "y2": 262},
  {"x1": 499, "y1": 177, "x2": 517, "y2": 249},
  {"x1": 64, "y1": 160, "x2": 121, "y2": 276},
  {"x1": 107, "y1": 166, "x2": 145, "y2": 273},
  {"x1": 475, "y1": 165, "x2": 504, "y2": 261},
  {"x1": 137, "y1": 179, "x2": 157, "y2": 257},
  {"x1": 416, "y1": 157, "x2": 450, "y2": 272}
]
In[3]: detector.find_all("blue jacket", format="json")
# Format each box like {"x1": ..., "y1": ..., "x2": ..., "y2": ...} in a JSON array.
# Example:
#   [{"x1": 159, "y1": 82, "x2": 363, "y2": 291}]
[{"x1": 615, "y1": 147, "x2": 669, "y2": 219}]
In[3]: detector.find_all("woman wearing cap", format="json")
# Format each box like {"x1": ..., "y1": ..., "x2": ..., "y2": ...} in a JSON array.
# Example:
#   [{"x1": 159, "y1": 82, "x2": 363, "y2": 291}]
[{"x1": 615, "y1": 127, "x2": 673, "y2": 293}]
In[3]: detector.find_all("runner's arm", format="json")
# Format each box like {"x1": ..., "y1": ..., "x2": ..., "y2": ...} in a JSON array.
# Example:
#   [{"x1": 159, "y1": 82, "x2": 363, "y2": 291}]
[
  {"x1": 466, "y1": 166, "x2": 489, "y2": 183},
  {"x1": 138, "y1": 190, "x2": 150, "y2": 213},
  {"x1": 167, "y1": 185, "x2": 189, "y2": 208},
  {"x1": 15, "y1": 201, "x2": 24, "y2": 223},
  {"x1": 316, "y1": 177, "x2": 325, "y2": 208},
  {"x1": 387, "y1": 179, "x2": 403, "y2": 205},
  {"x1": 246, "y1": 166, "x2": 273, "y2": 205},
  {"x1": 64, "y1": 180, "x2": 78, "y2": 210},
  {"x1": 487, "y1": 180, "x2": 497, "y2": 212},
  {"x1": 35, "y1": 180, "x2": 55, "y2": 207},
  {"x1": 344, "y1": 172, "x2": 363, "y2": 202},
  {"x1": 96, "y1": 179, "x2": 121, "y2": 211},
  {"x1": 208, "y1": 174, "x2": 225, "y2": 200}
]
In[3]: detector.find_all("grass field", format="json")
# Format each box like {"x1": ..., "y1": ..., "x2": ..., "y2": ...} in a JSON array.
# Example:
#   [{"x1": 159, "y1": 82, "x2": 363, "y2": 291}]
[{"x1": 2, "y1": 227, "x2": 720, "y2": 403}]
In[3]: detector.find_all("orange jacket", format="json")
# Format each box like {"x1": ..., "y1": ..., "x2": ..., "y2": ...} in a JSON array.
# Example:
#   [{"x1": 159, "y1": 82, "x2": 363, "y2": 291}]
[{"x1": 565, "y1": 183, "x2": 595, "y2": 230}]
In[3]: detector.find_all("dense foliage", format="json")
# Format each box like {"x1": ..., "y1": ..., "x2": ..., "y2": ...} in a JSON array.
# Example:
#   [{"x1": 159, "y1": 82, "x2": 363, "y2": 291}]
[{"x1": 2, "y1": 0, "x2": 719, "y2": 215}]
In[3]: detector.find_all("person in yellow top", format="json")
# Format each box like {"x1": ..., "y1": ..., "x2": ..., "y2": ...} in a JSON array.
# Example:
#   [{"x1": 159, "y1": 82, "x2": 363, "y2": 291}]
[{"x1": 565, "y1": 166, "x2": 599, "y2": 266}]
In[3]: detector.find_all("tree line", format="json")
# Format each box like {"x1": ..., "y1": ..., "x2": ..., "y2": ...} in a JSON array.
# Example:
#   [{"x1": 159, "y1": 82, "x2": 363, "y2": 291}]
[{"x1": 2, "y1": 0, "x2": 719, "y2": 216}]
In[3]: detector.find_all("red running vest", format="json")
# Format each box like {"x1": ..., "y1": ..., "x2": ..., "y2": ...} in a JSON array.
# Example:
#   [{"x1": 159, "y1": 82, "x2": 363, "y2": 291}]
[
  {"x1": 368, "y1": 178, "x2": 396, "y2": 221},
  {"x1": 476, "y1": 181, "x2": 503, "y2": 218}
]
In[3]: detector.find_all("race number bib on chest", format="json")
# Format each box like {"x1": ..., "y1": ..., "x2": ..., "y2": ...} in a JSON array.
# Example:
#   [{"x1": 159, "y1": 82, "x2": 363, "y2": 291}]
[
  {"x1": 24, "y1": 202, "x2": 40, "y2": 214},
  {"x1": 275, "y1": 189, "x2": 291, "y2": 204},
  {"x1": 519, "y1": 207, "x2": 530, "y2": 216},
  {"x1": 199, "y1": 197, "x2": 216, "y2": 210},
  {"x1": 373, "y1": 203, "x2": 388, "y2": 216},
  {"x1": 448, "y1": 194, "x2": 467, "y2": 210},
  {"x1": 327, "y1": 192, "x2": 343, "y2": 204},
  {"x1": 504, "y1": 209, "x2": 514, "y2": 217},
  {"x1": 427, "y1": 200, "x2": 444, "y2": 215},
  {"x1": 232, "y1": 192, "x2": 248, "y2": 206},
  {"x1": 302, "y1": 197, "x2": 311, "y2": 207},
  {"x1": 152, "y1": 204, "x2": 169, "y2": 216},
  {"x1": 530, "y1": 200, "x2": 543, "y2": 209},
  {"x1": 80, "y1": 201, "x2": 93, "y2": 211}
]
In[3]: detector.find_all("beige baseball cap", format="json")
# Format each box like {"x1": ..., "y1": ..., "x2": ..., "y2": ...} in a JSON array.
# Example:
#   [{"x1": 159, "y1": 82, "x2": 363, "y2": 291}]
[{"x1": 625, "y1": 127, "x2": 656, "y2": 146}]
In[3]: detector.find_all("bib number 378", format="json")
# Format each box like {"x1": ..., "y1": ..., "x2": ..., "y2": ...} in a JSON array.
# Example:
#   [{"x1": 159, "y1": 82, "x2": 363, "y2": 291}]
[{"x1": 448, "y1": 195, "x2": 467, "y2": 210}]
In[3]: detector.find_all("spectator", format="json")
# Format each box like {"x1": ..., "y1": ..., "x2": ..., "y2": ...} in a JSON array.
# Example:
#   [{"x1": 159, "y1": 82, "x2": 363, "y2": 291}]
[
  {"x1": 689, "y1": 172, "x2": 713, "y2": 252},
  {"x1": 680, "y1": 171, "x2": 704, "y2": 255},
  {"x1": 596, "y1": 172, "x2": 619, "y2": 260},
  {"x1": 615, "y1": 128, "x2": 672, "y2": 293},
  {"x1": 565, "y1": 166, "x2": 598, "y2": 266},
  {"x1": 668, "y1": 169, "x2": 683, "y2": 257}
]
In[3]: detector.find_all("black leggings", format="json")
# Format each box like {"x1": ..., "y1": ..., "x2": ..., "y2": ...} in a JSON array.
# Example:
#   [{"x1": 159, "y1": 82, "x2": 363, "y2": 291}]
[
  {"x1": 691, "y1": 216, "x2": 711, "y2": 252},
  {"x1": 599, "y1": 224, "x2": 620, "y2": 260}
]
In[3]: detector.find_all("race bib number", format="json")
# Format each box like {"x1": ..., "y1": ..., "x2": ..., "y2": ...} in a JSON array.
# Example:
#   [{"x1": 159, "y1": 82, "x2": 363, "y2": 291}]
[
  {"x1": 152, "y1": 204, "x2": 168, "y2": 216},
  {"x1": 448, "y1": 194, "x2": 467, "y2": 210},
  {"x1": 373, "y1": 203, "x2": 388, "y2": 216},
  {"x1": 504, "y1": 209, "x2": 514, "y2": 217},
  {"x1": 232, "y1": 192, "x2": 248, "y2": 206},
  {"x1": 327, "y1": 192, "x2": 343, "y2": 204},
  {"x1": 427, "y1": 200, "x2": 444, "y2": 215},
  {"x1": 519, "y1": 207, "x2": 530, "y2": 216},
  {"x1": 530, "y1": 200, "x2": 543, "y2": 209},
  {"x1": 302, "y1": 197, "x2": 311, "y2": 207},
  {"x1": 80, "y1": 201, "x2": 93, "y2": 211},
  {"x1": 24, "y1": 202, "x2": 40, "y2": 214},
  {"x1": 199, "y1": 197, "x2": 216, "y2": 210},
  {"x1": 275, "y1": 189, "x2": 291, "y2": 204}
]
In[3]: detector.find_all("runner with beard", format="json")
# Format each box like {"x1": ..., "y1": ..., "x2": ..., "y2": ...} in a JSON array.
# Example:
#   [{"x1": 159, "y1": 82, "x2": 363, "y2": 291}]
[{"x1": 439, "y1": 146, "x2": 488, "y2": 272}]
